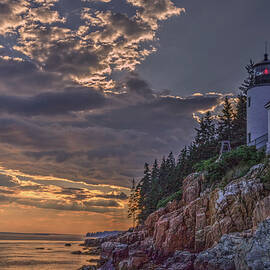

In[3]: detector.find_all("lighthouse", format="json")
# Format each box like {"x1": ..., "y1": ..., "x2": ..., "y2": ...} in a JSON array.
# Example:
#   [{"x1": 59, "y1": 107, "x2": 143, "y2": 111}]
[{"x1": 247, "y1": 50, "x2": 270, "y2": 151}]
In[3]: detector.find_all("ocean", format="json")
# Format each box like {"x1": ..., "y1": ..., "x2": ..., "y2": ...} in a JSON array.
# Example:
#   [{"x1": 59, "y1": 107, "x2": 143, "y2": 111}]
[{"x1": 0, "y1": 233, "x2": 99, "y2": 270}]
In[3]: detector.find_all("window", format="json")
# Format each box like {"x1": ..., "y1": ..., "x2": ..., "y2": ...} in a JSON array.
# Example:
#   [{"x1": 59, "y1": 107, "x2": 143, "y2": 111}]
[
  {"x1": 248, "y1": 133, "x2": 251, "y2": 143},
  {"x1": 248, "y1": 97, "x2": 251, "y2": 107}
]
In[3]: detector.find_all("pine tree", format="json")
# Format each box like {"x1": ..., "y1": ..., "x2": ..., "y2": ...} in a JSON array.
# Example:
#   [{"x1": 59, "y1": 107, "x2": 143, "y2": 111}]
[
  {"x1": 128, "y1": 178, "x2": 137, "y2": 228},
  {"x1": 232, "y1": 94, "x2": 247, "y2": 147},
  {"x1": 176, "y1": 146, "x2": 189, "y2": 179},
  {"x1": 217, "y1": 97, "x2": 235, "y2": 142},
  {"x1": 159, "y1": 156, "x2": 168, "y2": 198},
  {"x1": 239, "y1": 60, "x2": 255, "y2": 95},
  {"x1": 137, "y1": 163, "x2": 152, "y2": 223},
  {"x1": 204, "y1": 111, "x2": 216, "y2": 144},
  {"x1": 149, "y1": 159, "x2": 160, "y2": 212},
  {"x1": 132, "y1": 89, "x2": 249, "y2": 223},
  {"x1": 164, "y1": 152, "x2": 176, "y2": 196},
  {"x1": 151, "y1": 159, "x2": 160, "y2": 182},
  {"x1": 194, "y1": 111, "x2": 217, "y2": 160},
  {"x1": 194, "y1": 112, "x2": 216, "y2": 146},
  {"x1": 187, "y1": 142, "x2": 199, "y2": 167}
]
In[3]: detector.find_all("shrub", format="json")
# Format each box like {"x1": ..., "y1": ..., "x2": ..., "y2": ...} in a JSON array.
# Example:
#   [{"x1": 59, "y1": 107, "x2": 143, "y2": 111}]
[
  {"x1": 261, "y1": 160, "x2": 270, "y2": 184},
  {"x1": 195, "y1": 145, "x2": 265, "y2": 189},
  {"x1": 157, "y1": 190, "x2": 182, "y2": 209},
  {"x1": 261, "y1": 170, "x2": 270, "y2": 183}
]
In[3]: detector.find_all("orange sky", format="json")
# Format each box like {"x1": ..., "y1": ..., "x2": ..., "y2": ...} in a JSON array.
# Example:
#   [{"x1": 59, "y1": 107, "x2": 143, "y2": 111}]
[
  {"x1": 0, "y1": 166, "x2": 131, "y2": 234},
  {"x1": 0, "y1": 203, "x2": 131, "y2": 234}
]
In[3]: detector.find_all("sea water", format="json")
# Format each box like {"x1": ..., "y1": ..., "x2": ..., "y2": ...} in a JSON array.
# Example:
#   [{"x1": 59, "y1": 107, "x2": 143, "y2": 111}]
[{"x1": 0, "y1": 233, "x2": 99, "y2": 270}]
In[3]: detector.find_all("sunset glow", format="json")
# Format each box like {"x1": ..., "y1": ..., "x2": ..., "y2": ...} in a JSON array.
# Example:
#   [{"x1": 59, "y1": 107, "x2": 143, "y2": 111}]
[{"x1": 0, "y1": 0, "x2": 269, "y2": 236}]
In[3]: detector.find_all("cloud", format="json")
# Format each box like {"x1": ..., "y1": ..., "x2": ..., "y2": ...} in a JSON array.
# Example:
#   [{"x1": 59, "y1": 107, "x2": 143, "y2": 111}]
[
  {"x1": 0, "y1": 0, "x2": 225, "y2": 228},
  {"x1": 0, "y1": 171, "x2": 127, "y2": 213},
  {"x1": 0, "y1": 0, "x2": 29, "y2": 35},
  {"x1": 82, "y1": 0, "x2": 111, "y2": 2},
  {"x1": 98, "y1": 192, "x2": 128, "y2": 200},
  {"x1": 87, "y1": 91, "x2": 220, "y2": 134},
  {"x1": 0, "y1": 193, "x2": 123, "y2": 213},
  {"x1": 0, "y1": 0, "x2": 182, "y2": 89},
  {"x1": 0, "y1": 71, "x2": 223, "y2": 187},
  {"x1": 0, "y1": 175, "x2": 16, "y2": 187},
  {"x1": 127, "y1": 0, "x2": 185, "y2": 29},
  {"x1": 0, "y1": 87, "x2": 105, "y2": 116},
  {"x1": 27, "y1": 5, "x2": 65, "y2": 24},
  {"x1": 0, "y1": 58, "x2": 69, "y2": 95}
]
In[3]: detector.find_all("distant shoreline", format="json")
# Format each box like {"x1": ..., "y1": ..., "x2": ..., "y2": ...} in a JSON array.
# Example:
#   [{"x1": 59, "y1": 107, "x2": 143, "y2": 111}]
[{"x1": 0, "y1": 232, "x2": 83, "y2": 241}]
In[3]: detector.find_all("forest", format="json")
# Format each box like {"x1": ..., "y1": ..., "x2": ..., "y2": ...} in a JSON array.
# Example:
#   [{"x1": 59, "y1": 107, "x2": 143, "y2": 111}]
[{"x1": 127, "y1": 61, "x2": 259, "y2": 226}]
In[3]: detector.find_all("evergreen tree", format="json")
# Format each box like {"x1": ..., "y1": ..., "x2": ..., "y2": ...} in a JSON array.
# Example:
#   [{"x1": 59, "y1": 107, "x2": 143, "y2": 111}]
[
  {"x1": 217, "y1": 97, "x2": 235, "y2": 142},
  {"x1": 132, "y1": 88, "x2": 248, "y2": 223},
  {"x1": 164, "y1": 152, "x2": 176, "y2": 196},
  {"x1": 189, "y1": 141, "x2": 201, "y2": 166},
  {"x1": 151, "y1": 159, "x2": 160, "y2": 182},
  {"x1": 159, "y1": 156, "x2": 168, "y2": 198},
  {"x1": 176, "y1": 146, "x2": 189, "y2": 179},
  {"x1": 239, "y1": 60, "x2": 255, "y2": 95},
  {"x1": 194, "y1": 111, "x2": 217, "y2": 160},
  {"x1": 149, "y1": 159, "x2": 160, "y2": 212},
  {"x1": 232, "y1": 94, "x2": 247, "y2": 147},
  {"x1": 137, "y1": 163, "x2": 152, "y2": 223},
  {"x1": 128, "y1": 178, "x2": 137, "y2": 228},
  {"x1": 166, "y1": 152, "x2": 176, "y2": 169},
  {"x1": 204, "y1": 111, "x2": 216, "y2": 144}
]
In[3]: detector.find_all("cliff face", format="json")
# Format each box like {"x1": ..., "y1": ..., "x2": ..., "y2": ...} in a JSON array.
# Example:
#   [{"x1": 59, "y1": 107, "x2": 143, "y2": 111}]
[{"x1": 98, "y1": 163, "x2": 270, "y2": 270}]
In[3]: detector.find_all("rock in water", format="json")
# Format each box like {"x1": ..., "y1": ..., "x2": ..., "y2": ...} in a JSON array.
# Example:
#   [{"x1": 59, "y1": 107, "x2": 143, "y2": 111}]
[{"x1": 78, "y1": 266, "x2": 97, "y2": 270}]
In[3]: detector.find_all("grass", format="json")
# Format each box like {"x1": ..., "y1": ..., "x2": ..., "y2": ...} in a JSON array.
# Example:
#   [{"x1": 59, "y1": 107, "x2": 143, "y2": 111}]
[
  {"x1": 157, "y1": 190, "x2": 182, "y2": 209},
  {"x1": 195, "y1": 145, "x2": 265, "y2": 190}
]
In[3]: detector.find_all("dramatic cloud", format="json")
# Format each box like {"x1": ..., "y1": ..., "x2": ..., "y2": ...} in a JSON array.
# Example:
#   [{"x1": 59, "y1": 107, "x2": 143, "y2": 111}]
[
  {"x1": 0, "y1": 0, "x2": 230, "y2": 233},
  {"x1": 0, "y1": 168, "x2": 128, "y2": 214},
  {"x1": 0, "y1": 0, "x2": 29, "y2": 35},
  {"x1": 0, "y1": 58, "x2": 68, "y2": 94},
  {"x1": 0, "y1": 75, "x2": 222, "y2": 187},
  {"x1": 0, "y1": 0, "x2": 183, "y2": 89},
  {"x1": 0, "y1": 87, "x2": 105, "y2": 115}
]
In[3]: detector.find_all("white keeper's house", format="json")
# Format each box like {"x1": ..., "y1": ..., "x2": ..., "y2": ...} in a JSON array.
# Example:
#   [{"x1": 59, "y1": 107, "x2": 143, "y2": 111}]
[{"x1": 247, "y1": 51, "x2": 270, "y2": 154}]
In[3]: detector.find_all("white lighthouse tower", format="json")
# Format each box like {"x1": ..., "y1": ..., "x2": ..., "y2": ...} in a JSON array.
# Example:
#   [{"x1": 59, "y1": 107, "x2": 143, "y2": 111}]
[{"x1": 247, "y1": 50, "x2": 270, "y2": 150}]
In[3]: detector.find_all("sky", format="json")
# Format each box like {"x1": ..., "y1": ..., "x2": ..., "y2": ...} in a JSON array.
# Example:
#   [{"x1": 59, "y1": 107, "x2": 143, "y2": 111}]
[{"x1": 0, "y1": 0, "x2": 269, "y2": 234}]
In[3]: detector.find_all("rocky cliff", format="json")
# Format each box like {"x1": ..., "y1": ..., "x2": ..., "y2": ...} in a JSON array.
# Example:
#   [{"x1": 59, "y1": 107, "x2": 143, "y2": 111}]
[{"x1": 97, "y1": 163, "x2": 270, "y2": 270}]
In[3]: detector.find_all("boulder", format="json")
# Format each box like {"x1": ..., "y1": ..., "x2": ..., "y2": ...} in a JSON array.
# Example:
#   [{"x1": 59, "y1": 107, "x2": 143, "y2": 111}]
[
  {"x1": 117, "y1": 230, "x2": 147, "y2": 245},
  {"x1": 235, "y1": 219, "x2": 270, "y2": 270},
  {"x1": 100, "y1": 242, "x2": 128, "y2": 264},
  {"x1": 84, "y1": 238, "x2": 100, "y2": 247},
  {"x1": 118, "y1": 260, "x2": 128, "y2": 270},
  {"x1": 145, "y1": 207, "x2": 167, "y2": 236},
  {"x1": 98, "y1": 259, "x2": 115, "y2": 270},
  {"x1": 182, "y1": 173, "x2": 203, "y2": 205},
  {"x1": 127, "y1": 250, "x2": 149, "y2": 269},
  {"x1": 162, "y1": 250, "x2": 197, "y2": 270},
  {"x1": 252, "y1": 195, "x2": 270, "y2": 227},
  {"x1": 194, "y1": 218, "x2": 270, "y2": 270},
  {"x1": 194, "y1": 233, "x2": 242, "y2": 270},
  {"x1": 72, "y1": 250, "x2": 82, "y2": 254}
]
